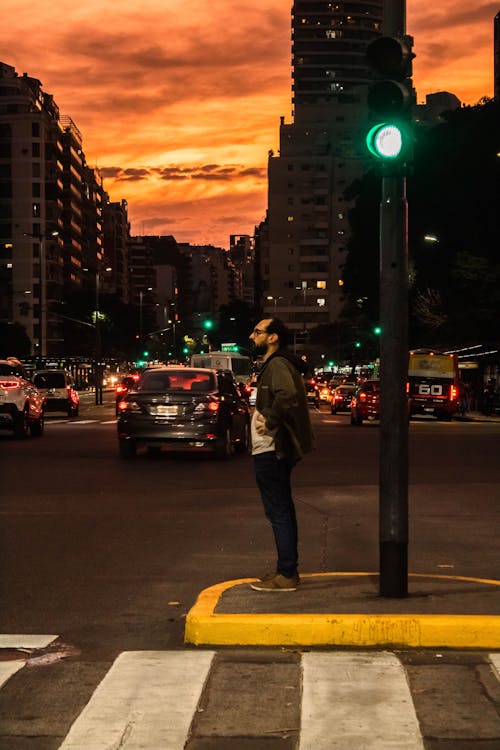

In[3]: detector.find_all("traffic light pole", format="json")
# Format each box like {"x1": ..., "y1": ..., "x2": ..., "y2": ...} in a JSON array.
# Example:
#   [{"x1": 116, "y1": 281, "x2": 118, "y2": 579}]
[
  {"x1": 379, "y1": 172, "x2": 408, "y2": 597},
  {"x1": 378, "y1": 0, "x2": 409, "y2": 597}
]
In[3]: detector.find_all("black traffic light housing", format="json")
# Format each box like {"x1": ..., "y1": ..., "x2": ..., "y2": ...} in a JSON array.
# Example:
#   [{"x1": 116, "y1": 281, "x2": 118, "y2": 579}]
[{"x1": 365, "y1": 35, "x2": 415, "y2": 168}]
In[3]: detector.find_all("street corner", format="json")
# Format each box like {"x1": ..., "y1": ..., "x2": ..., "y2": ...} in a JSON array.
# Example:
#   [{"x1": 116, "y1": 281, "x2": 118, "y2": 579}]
[{"x1": 184, "y1": 572, "x2": 500, "y2": 649}]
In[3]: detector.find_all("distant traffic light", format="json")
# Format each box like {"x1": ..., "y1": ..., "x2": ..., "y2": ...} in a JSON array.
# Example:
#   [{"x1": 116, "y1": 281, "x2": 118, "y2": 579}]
[
  {"x1": 202, "y1": 319, "x2": 213, "y2": 330},
  {"x1": 373, "y1": 326, "x2": 382, "y2": 335},
  {"x1": 365, "y1": 35, "x2": 415, "y2": 165},
  {"x1": 355, "y1": 341, "x2": 361, "y2": 349}
]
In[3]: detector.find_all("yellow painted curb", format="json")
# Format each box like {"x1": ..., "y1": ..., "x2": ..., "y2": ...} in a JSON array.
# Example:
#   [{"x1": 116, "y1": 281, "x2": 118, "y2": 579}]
[{"x1": 184, "y1": 572, "x2": 500, "y2": 648}]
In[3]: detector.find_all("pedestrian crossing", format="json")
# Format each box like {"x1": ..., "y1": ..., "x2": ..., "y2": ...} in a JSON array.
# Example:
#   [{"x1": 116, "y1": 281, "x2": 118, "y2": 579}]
[{"x1": 1, "y1": 645, "x2": 499, "y2": 748}]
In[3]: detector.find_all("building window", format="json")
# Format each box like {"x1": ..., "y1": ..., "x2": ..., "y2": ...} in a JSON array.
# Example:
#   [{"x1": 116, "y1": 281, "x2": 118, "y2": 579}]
[
  {"x1": 287, "y1": 216, "x2": 294, "y2": 222},
  {"x1": 317, "y1": 298, "x2": 326, "y2": 307},
  {"x1": 32, "y1": 142, "x2": 40, "y2": 158},
  {"x1": 32, "y1": 122, "x2": 40, "y2": 138},
  {"x1": 32, "y1": 203, "x2": 41, "y2": 217},
  {"x1": 32, "y1": 182, "x2": 41, "y2": 197},
  {"x1": 316, "y1": 281, "x2": 327, "y2": 289}
]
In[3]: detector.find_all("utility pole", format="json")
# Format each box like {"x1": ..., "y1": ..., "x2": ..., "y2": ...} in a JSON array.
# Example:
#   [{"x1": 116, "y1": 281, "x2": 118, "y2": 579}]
[{"x1": 365, "y1": 0, "x2": 414, "y2": 597}]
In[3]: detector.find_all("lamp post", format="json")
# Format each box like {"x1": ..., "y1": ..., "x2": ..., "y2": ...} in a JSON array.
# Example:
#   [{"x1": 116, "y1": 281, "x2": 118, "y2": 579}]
[
  {"x1": 266, "y1": 295, "x2": 284, "y2": 313},
  {"x1": 91, "y1": 263, "x2": 112, "y2": 405},
  {"x1": 23, "y1": 229, "x2": 59, "y2": 363}
]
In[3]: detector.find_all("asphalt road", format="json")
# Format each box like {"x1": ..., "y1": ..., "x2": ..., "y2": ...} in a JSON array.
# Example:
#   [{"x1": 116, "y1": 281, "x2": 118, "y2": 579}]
[{"x1": 0, "y1": 393, "x2": 499, "y2": 748}]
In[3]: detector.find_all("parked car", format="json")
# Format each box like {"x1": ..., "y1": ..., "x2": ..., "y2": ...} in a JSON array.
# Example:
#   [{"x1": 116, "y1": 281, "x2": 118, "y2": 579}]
[
  {"x1": 33, "y1": 369, "x2": 79, "y2": 417},
  {"x1": 350, "y1": 380, "x2": 381, "y2": 425},
  {"x1": 331, "y1": 384, "x2": 357, "y2": 414},
  {"x1": 117, "y1": 367, "x2": 250, "y2": 459},
  {"x1": 0, "y1": 358, "x2": 45, "y2": 438},
  {"x1": 115, "y1": 373, "x2": 141, "y2": 415}
]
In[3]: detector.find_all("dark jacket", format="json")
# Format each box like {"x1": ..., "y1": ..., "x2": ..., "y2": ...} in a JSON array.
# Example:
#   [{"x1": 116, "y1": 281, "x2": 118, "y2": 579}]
[{"x1": 256, "y1": 349, "x2": 314, "y2": 464}]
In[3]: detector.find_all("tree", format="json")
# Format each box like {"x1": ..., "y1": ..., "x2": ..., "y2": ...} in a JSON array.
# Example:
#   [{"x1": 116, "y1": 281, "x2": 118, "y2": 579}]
[{"x1": 343, "y1": 98, "x2": 500, "y2": 347}]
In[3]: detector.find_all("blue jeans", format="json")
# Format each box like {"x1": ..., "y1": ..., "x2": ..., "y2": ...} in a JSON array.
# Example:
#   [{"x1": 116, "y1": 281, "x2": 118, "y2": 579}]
[{"x1": 253, "y1": 451, "x2": 298, "y2": 578}]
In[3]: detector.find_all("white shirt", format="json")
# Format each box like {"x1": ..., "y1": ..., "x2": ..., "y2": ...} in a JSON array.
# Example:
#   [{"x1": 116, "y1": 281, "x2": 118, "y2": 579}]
[{"x1": 251, "y1": 408, "x2": 277, "y2": 455}]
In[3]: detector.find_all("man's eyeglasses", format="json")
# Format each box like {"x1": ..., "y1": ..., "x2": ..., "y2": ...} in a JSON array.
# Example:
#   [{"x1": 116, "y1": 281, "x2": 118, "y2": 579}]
[{"x1": 252, "y1": 328, "x2": 269, "y2": 335}]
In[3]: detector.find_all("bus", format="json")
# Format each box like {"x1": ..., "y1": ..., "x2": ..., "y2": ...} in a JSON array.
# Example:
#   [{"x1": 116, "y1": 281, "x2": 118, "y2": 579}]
[
  {"x1": 408, "y1": 349, "x2": 460, "y2": 421},
  {"x1": 190, "y1": 351, "x2": 252, "y2": 380}
]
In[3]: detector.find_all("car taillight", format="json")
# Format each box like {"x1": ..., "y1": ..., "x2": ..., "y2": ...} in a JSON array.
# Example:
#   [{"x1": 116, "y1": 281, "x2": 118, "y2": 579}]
[
  {"x1": 450, "y1": 385, "x2": 458, "y2": 400},
  {"x1": 335, "y1": 394, "x2": 342, "y2": 400},
  {"x1": 118, "y1": 400, "x2": 140, "y2": 413},
  {"x1": 116, "y1": 385, "x2": 127, "y2": 394},
  {"x1": 359, "y1": 392, "x2": 367, "y2": 400},
  {"x1": 0, "y1": 380, "x2": 19, "y2": 389},
  {"x1": 194, "y1": 400, "x2": 220, "y2": 413}
]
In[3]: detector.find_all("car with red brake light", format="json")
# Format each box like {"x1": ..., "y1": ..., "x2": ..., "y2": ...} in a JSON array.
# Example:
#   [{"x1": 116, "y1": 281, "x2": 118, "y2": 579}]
[
  {"x1": 33, "y1": 369, "x2": 79, "y2": 417},
  {"x1": 331, "y1": 384, "x2": 356, "y2": 414},
  {"x1": 350, "y1": 379, "x2": 380, "y2": 425},
  {"x1": 115, "y1": 373, "x2": 141, "y2": 415},
  {"x1": 0, "y1": 358, "x2": 45, "y2": 438},
  {"x1": 117, "y1": 366, "x2": 250, "y2": 459}
]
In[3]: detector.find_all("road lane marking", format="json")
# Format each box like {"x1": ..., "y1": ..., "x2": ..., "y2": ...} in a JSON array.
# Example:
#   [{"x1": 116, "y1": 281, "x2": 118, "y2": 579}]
[
  {"x1": 58, "y1": 650, "x2": 215, "y2": 750},
  {"x1": 299, "y1": 652, "x2": 424, "y2": 750}
]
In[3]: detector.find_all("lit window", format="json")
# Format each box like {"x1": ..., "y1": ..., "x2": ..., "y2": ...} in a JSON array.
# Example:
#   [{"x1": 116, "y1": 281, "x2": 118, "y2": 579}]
[
  {"x1": 317, "y1": 281, "x2": 327, "y2": 289},
  {"x1": 287, "y1": 216, "x2": 294, "y2": 222},
  {"x1": 317, "y1": 298, "x2": 326, "y2": 307},
  {"x1": 338, "y1": 279, "x2": 344, "y2": 286}
]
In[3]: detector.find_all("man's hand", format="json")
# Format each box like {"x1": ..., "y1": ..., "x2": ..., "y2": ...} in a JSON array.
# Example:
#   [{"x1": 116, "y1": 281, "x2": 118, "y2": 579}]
[{"x1": 255, "y1": 412, "x2": 271, "y2": 435}]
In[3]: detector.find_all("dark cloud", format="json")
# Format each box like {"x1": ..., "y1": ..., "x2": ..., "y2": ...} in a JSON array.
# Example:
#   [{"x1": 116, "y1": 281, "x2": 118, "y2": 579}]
[{"x1": 102, "y1": 163, "x2": 265, "y2": 183}]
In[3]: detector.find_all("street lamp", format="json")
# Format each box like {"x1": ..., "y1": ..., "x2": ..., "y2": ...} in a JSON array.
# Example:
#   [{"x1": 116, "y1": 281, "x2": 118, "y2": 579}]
[{"x1": 23, "y1": 229, "x2": 59, "y2": 362}]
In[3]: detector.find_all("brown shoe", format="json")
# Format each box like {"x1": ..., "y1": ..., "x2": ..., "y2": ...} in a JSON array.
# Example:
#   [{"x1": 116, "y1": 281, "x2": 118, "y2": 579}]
[{"x1": 250, "y1": 573, "x2": 299, "y2": 591}]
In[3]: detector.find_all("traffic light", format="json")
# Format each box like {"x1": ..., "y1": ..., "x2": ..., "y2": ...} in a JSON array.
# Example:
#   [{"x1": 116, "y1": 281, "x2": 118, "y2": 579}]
[
  {"x1": 365, "y1": 35, "x2": 414, "y2": 166},
  {"x1": 202, "y1": 319, "x2": 213, "y2": 330},
  {"x1": 373, "y1": 326, "x2": 382, "y2": 335}
]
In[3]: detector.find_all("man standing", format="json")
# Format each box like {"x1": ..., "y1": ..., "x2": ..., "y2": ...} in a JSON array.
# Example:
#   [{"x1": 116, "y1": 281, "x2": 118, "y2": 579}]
[{"x1": 249, "y1": 318, "x2": 314, "y2": 591}]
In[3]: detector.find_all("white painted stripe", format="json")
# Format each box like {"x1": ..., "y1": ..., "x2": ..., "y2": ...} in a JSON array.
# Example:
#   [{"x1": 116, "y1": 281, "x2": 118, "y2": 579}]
[
  {"x1": 0, "y1": 661, "x2": 24, "y2": 688},
  {"x1": 58, "y1": 650, "x2": 215, "y2": 750},
  {"x1": 101, "y1": 419, "x2": 117, "y2": 424},
  {"x1": 489, "y1": 653, "x2": 500, "y2": 680},
  {"x1": 0, "y1": 634, "x2": 58, "y2": 649},
  {"x1": 299, "y1": 652, "x2": 424, "y2": 750}
]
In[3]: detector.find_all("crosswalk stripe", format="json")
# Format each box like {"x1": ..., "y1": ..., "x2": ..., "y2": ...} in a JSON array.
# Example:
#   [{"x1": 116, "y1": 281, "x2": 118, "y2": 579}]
[
  {"x1": 0, "y1": 634, "x2": 58, "y2": 649},
  {"x1": 490, "y1": 653, "x2": 500, "y2": 680},
  {"x1": 0, "y1": 661, "x2": 24, "y2": 689},
  {"x1": 299, "y1": 652, "x2": 424, "y2": 750},
  {"x1": 58, "y1": 650, "x2": 215, "y2": 749}
]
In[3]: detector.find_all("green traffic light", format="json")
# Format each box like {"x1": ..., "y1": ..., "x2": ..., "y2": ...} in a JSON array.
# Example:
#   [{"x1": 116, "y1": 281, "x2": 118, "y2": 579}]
[
  {"x1": 373, "y1": 326, "x2": 382, "y2": 335},
  {"x1": 355, "y1": 341, "x2": 361, "y2": 348},
  {"x1": 203, "y1": 319, "x2": 213, "y2": 330},
  {"x1": 366, "y1": 123, "x2": 403, "y2": 159}
]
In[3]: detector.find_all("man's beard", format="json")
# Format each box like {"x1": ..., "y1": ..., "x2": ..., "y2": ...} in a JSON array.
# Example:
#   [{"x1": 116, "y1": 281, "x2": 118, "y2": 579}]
[{"x1": 252, "y1": 342, "x2": 268, "y2": 357}]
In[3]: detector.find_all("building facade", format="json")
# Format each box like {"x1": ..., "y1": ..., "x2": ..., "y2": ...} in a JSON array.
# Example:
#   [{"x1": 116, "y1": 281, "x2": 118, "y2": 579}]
[{"x1": 261, "y1": 0, "x2": 383, "y2": 334}]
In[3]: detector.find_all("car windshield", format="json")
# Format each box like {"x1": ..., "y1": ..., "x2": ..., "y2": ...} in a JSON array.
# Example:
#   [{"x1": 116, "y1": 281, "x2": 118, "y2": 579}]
[
  {"x1": 0, "y1": 364, "x2": 20, "y2": 377},
  {"x1": 34, "y1": 372, "x2": 66, "y2": 388},
  {"x1": 139, "y1": 369, "x2": 216, "y2": 392}
]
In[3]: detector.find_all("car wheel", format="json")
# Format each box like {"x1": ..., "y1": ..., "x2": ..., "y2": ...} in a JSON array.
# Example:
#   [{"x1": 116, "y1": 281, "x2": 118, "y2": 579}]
[
  {"x1": 215, "y1": 427, "x2": 233, "y2": 459},
  {"x1": 119, "y1": 438, "x2": 137, "y2": 459},
  {"x1": 235, "y1": 420, "x2": 250, "y2": 454},
  {"x1": 13, "y1": 408, "x2": 29, "y2": 439},
  {"x1": 350, "y1": 412, "x2": 363, "y2": 426},
  {"x1": 30, "y1": 412, "x2": 44, "y2": 437}
]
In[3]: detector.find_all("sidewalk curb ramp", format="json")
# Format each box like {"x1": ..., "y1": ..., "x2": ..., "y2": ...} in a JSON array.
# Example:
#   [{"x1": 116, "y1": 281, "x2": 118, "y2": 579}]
[{"x1": 185, "y1": 572, "x2": 500, "y2": 648}]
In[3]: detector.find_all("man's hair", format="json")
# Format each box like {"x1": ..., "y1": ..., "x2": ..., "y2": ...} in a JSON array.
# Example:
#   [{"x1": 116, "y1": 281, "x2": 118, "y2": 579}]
[{"x1": 266, "y1": 318, "x2": 289, "y2": 347}]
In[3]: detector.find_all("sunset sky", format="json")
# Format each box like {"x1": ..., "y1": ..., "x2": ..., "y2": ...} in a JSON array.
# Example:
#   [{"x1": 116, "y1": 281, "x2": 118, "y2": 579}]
[{"x1": 4, "y1": 1, "x2": 497, "y2": 248}]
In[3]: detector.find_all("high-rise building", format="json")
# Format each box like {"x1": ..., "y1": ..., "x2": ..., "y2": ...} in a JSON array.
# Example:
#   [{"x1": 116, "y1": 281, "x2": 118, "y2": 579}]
[
  {"x1": 262, "y1": 0, "x2": 383, "y2": 335},
  {"x1": 0, "y1": 61, "x2": 104, "y2": 357}
]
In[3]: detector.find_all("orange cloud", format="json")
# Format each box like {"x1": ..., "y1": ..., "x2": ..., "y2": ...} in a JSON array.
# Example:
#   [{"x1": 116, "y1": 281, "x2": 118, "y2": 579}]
[{"x1": 4, "y1": 0, "x2": 495, "y2": 247}]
